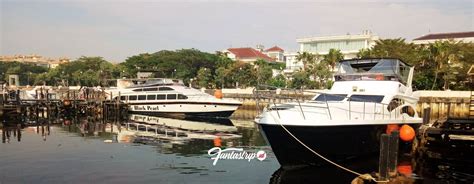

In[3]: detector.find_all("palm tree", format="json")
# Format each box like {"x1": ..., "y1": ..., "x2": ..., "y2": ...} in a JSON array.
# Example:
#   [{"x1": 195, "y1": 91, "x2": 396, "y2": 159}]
[
  {"x1": 429, "y1": 41, "x2": 462, "y2": 90},
  {"x1": 296, "y1": 52, "x2": 317, "y2": 71},
  {"x1": 357, "y1": 48, "x2": 373, "y2": 58},
  {"x1": 323, "y1": 49, "x2": 344, "y2": 70}
]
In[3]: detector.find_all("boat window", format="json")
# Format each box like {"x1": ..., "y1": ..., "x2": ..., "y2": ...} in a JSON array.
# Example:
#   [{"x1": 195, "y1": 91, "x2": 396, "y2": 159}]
[
  {"x1": 157, "y1": 94, "x2": 166, "y2": 100},
  {"x1": 167, "y1": 94, "x2": 177, "y2": 100},
  {"x1": 147, "y1": 95, "x2": 156, "y2": 100},
  {"x1": 314, "y1": 94, "x2": 346, "y2": 101},
  {"x1": 143, "y1": 88, "x2": 158, "y2": 91},
  {"x1": 120, "y1": 96, "x2": 127, "y2": 101},
  {"x1": 138, "y1": 95, "x2": 147, "y2": 100},
  {"x1": 178, "y1": 94, "x2": 188, "y2": 99},
  {"x1": 159, "y1": 87, "x2": 174, "y2": 91},
  {"x1": 132, "y1": 88, "x2": 143, "y2": 92},
  {"x1": 349, "y1": 95, "x2": 384, "y2": 103},
  {"x1": 129, "y1": 95, "x2": 137, "y2": 101}
]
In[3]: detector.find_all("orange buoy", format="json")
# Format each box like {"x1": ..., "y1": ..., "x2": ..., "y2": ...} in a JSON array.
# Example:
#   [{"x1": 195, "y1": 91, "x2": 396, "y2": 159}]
[
  {"x1": 399, "y1": 124, "x2": 415, "y2": 142},
  {"x1": 213, "y1": 137, "x2": 222, "y2": 147},
  {"x1": 63, "y1": 100, "x2": 71, "y2": 106},
  {"x1": 386, "y1": 124, "x2": 400, "y2": 134},
  {"x1": 214, "y1": 89, "x2": 223, "y2": 99}
]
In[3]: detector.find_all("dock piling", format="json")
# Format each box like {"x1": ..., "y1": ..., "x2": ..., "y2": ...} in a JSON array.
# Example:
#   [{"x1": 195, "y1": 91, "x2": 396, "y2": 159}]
[{"x1": 378, "y1": 134, "x2": 390, "y2": 181}]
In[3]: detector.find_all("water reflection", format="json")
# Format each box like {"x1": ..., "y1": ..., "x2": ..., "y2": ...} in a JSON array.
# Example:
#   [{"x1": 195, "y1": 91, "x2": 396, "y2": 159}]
[
  {"x1": 2, "y1": 114, "x2": 471, "y2": 183},
  {"x1": 4, "y1": 114, "x2": 268, "y2": 157},
  {"x1": 269, "y1": 155, "x2": 380, "y2": 184},
  {"x1": 125, "y1": 114, "x2": 268, "y2": 155},
  {"x1": 1, "y1": 124, "x2": 22, "y2": 143}
]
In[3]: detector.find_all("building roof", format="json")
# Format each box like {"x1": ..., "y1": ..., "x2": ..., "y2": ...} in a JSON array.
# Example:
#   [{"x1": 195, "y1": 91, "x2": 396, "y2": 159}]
[
  {"x1": 227, "y1": 48, "x2": 274, "y2": 61},
  {"x1": 413, "y1": 31, "x2": 474, "y2": 41},
  {"x1": 264, "y1": 46, "x2": 284, "y2": 52}
]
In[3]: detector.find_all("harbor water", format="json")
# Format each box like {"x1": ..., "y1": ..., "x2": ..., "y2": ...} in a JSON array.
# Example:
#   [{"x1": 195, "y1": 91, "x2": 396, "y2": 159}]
[{"x1": 1, "y1": 112, "x2": 473, "y2": 183}]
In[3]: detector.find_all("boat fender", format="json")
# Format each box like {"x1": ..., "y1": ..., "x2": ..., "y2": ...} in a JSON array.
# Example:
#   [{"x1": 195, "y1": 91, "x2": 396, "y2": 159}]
[
  {"x1": 399, "y1": 125, "x2": 415, "y2": 142},
  {"x1": 214, "y1": 90, "x2": 223, "y2": 99},
  {"x1": 375, "y1": 74, "x2": 384, "y2": 80},
  {"x1": 386, "y1": 124, "x2": 399, "y2": 134}
]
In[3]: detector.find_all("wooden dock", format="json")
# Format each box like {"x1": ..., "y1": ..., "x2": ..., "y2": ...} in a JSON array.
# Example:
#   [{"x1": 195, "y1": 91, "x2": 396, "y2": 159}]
[{"x1": 0, "y1": 87, "x2": 128, "y2": 127}]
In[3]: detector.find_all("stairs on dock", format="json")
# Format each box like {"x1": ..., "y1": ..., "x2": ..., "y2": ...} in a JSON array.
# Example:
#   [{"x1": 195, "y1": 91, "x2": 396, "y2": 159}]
[{"x1": 470, "y1": 91, "x2": 474, "y2": 119}]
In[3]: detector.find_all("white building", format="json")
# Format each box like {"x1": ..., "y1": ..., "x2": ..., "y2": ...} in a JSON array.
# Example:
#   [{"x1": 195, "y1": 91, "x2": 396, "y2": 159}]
[
  {"x1": 284, "y1": 30, "x2": 379, "y2": 73},
  {"x1": 263, "y1": 46, "x2": 285, "y2": 63},
  {"x1": 283, "y1": 52, "x2": 300, "y2": 74},
  {"x1": 297, "y1": 30, "x2": 378, "y2": 59},
  {"x1": 412, "y1": 31, "x2": 474, "y2": 45}
]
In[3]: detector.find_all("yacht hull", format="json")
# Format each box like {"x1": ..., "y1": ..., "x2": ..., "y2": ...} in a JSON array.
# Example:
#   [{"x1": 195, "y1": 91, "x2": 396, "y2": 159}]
[
  {"x1": 259, "y1": 123, "x2": 387, "y2": 168},
  {"x1": 128, "y1": 103, "x2": 240, "y2": 118},
  {"x1": 131, "y1": 110, "x2": 236, "y2": 119}
]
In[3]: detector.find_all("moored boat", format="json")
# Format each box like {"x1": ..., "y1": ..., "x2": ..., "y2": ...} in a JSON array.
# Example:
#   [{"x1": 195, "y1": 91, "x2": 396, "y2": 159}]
[
  {"x1": 106, "y1": 78, "x2": 242, "y2": 119},
  {"x1": 257, "y1": 58, "x2": 423, "y2": 168}
]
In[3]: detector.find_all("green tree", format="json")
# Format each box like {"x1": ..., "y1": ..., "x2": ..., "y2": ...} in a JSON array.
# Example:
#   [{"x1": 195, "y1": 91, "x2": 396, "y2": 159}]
[
  {"x1": 289, "y1": 71, "x2": 311, "y2": 89},
  {"x1": 254, "y1": 59, "x2": 273, "y2": 88},
  {"x1": 229, "y1": 61, "x2": 256, "y2": 88},
  {"x1": 323, "y1": 49, "x2": 344, "y2": 70},
  {"x1": 215, "y1": 67, "x2": 229, "y2": 89},
  {"x1": 296, "y1": 52, "x2": 318, "y2": 71},
  {"x1": 357, "y1": 48, "x2": 373, "y2": 58},
  {"x1": 269, "y1": 74, "x2": 287, "y2": 88},
  {"x1": 196, "y1": 67, "x2": 213, "y2": 88}
]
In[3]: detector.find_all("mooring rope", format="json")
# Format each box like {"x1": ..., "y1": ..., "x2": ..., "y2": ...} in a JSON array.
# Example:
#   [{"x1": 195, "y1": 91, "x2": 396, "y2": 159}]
[{"x1": 268, "y1": 112, "x2": 389, "y2": 183}]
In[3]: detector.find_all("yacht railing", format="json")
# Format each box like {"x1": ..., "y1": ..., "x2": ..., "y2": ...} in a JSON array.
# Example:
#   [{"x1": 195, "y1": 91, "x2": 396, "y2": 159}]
[{"x1": 253, "y1": 85, "x2": 411, "y2": 121}]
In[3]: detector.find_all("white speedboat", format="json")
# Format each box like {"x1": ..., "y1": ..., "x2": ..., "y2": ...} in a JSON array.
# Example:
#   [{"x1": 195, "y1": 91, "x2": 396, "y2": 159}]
[
  {"x1": 106, "y1": 78, "x2": 242, "y2": 119},
  {"x1": 257, "y1": 58, "x2": 423, "y2": 168}
]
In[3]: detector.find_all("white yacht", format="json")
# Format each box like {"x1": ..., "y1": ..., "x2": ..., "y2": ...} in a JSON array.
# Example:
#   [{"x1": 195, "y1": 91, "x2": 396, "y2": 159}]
[
  {"x1": 257, "y1": 58, "x2": 423, "y2": 168},
  {"x1": 106, "y1": 78, "x2": 242, "y2": 119}
]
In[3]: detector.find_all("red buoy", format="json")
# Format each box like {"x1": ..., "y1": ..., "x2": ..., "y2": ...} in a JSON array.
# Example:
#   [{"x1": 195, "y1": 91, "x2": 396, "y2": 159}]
[
  {"x1": 399, "y1": 125, "x2": 415, "y2": 142},
  {"x1": 386, "y1": 124, "x2": 400, "y2": 134}
]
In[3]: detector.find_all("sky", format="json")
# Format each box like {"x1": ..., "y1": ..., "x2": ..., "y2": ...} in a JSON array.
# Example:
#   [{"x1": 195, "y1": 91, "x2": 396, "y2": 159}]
[{"x1": 0, "y1": 0, "x2": 473, "y2": 62}]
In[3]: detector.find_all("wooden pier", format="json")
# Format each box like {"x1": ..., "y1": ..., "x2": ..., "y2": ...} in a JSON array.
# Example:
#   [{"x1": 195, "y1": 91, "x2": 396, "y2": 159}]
[{"x1": 0, "y1": 87, "x2": 128, "y2": 127}]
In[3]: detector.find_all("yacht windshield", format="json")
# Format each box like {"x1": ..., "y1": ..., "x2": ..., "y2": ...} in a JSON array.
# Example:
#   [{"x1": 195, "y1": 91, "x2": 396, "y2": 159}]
[
  {"x1": 348, "y1": 95, "x2": 384, "y2": 103},
  {"x1": 335, "y1": 58, "x2": 410, "y2": 84},
  {"x1": 313, "y1": 94, "x2": 347, "y2": 102}
]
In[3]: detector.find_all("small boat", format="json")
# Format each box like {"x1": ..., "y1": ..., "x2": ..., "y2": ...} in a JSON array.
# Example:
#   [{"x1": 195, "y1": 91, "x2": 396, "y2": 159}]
[
  {"x1": 256, "y1": 58, "x2": 423, "y2": 168},
  {"x1": 106, "y1": 78, "x2": 242, "y2": 119}
]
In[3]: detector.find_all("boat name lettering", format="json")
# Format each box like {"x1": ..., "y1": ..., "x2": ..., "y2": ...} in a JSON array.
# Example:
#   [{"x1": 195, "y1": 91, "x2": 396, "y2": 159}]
[
  {"x1": 147, "y1": 106, "x2": 159, "y2": 111},
  {"x1": 134, "y1": 106, "x2": 146, "y2": 110},
  {"x1": 133, "y1": 106, "x2": 159, "y2": 111}
]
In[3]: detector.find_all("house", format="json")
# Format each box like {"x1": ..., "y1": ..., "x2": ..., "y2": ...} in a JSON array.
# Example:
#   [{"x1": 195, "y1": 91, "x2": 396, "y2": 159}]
[
  {"x1": 412, "y1": 31, "x2": 474, "y2": 44},
  {"x1": 223, "y1": 47, "x2": 274, "y2": 63},
  {"x1": 263, "y1": 46, "x2": 285, "y2": 62}
]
